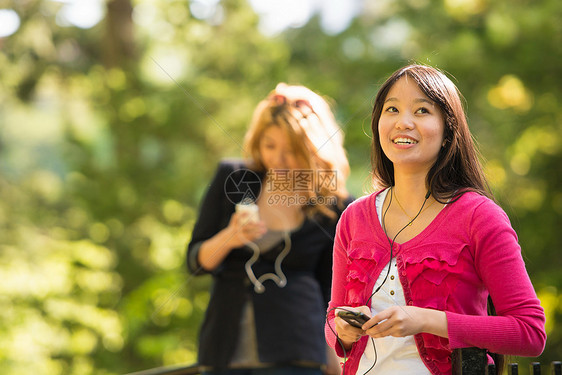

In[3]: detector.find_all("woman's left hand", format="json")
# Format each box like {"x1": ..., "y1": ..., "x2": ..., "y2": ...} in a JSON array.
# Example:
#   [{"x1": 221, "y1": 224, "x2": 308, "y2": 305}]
[{"x1": 362, "y1": 306, "x2": 448, "y2": 339}]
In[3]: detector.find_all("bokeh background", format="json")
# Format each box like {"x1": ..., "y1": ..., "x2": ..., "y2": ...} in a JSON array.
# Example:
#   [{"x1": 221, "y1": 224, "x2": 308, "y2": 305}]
[{"x1": 0, "y1": 0, "x2": 561, "y2": 374}]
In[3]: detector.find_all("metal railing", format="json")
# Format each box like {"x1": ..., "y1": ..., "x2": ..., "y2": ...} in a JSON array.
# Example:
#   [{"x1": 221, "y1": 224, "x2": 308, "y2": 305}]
[
  {"x1": 125, "y1": 349, "x2": 562, "y2": 375},
  {"x1": 451, "y1": 348, "x2": 561, "y2": 375},
  {"x1": 124, "y1": 364, "x2": 201, "y2": 375}
]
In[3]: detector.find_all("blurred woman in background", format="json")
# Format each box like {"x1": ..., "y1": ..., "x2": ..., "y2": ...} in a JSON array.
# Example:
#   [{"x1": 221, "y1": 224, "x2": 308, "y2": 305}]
[{"x1": 188, "y1": 83, "x2": 353, "y2": 374}]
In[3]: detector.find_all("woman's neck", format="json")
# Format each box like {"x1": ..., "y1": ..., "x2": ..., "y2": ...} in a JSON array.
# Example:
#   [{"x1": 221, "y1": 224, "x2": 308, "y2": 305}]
[{"x1": 392, "y1": 171, "x2": 431, "y2": 210}]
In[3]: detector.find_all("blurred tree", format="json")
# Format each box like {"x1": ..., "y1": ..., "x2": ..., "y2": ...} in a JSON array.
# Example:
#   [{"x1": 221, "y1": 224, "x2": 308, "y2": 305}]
[{"x1": 0, "y1": 0, "x2": 560, "y2": 373}]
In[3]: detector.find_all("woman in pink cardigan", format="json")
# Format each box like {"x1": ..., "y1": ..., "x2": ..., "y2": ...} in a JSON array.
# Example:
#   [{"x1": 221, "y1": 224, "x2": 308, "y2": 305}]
[{"x1": 325, "y1": 65, "x2": 546, "y2": 374}]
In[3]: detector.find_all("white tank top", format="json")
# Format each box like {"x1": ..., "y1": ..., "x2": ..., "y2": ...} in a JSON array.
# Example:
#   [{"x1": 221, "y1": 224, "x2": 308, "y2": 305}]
[{"x1": 356, "y1": 188, "x2": 431, "y2": 374}]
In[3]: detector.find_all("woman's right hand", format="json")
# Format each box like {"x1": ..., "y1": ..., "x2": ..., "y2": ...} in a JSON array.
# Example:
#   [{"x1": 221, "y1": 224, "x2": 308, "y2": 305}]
[
  {"x1": 197, "y1": 212, "x2": 267, "y2": 271},
  {"x1": 334, "y1": 305, "x2": 371, "y2": 349},
  {"x1": 225, "y1": 211, "x2": 267, "y2": 249}
]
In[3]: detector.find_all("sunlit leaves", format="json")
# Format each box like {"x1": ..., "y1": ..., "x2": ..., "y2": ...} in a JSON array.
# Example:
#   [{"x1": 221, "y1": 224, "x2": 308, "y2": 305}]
[
  {"x1": 444, "y1": 0, "x2": 488, "y2": 21},
  {"x1": 487, "y1": 75, "x2": 533, "y2": 112},
  {"x1": 0, "y1": 229, "x2": 124, "y2": 373},
  {"x1": 485, "y1": 11, "x2": 519, "y2": 46},
  {"x1": 1, "y1": 0, "x2": 561, "y2": 373},
  {"x1": 537, "y1": 286, "x2": 561, "y2": 335},
  {"x1": 483, "y1": 159, "x2": 507, "y2": 190}
]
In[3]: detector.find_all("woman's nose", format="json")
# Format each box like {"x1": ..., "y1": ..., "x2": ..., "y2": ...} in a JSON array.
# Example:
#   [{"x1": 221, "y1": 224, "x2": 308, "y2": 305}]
[
  {"x1": 273, "y1": 151, "x2": 287, "y2": 167},
  {"x1": 395, "y1": 113, "x2": 415, "y2": 130}
]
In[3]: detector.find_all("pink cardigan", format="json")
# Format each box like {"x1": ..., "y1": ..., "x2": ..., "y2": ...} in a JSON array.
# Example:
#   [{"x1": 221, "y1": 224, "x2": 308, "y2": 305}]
[{"x1": 325, "y1": 191, "x2": 546, "y2": 374}]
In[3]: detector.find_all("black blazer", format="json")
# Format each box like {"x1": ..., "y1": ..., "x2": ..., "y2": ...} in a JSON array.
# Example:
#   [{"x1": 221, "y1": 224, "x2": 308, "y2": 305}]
[{"x1": 187, "y1": 160, "x2": 351, "y2": 369}]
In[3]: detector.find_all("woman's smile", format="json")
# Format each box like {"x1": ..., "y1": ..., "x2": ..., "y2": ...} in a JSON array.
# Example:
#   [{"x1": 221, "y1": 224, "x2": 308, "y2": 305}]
[{"x1": 378, "y1": 76, "x2": 445, "y2": 172}]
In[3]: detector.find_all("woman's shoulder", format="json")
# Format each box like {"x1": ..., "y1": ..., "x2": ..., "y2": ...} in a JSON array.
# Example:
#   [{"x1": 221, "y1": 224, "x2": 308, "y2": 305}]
[
  {"x1": 216, "y1": 158, "x2": 251, "y2": 171},
  {"x1": 340, "y1": 189, "x2": 384, "y2": 219},
  {"x1": 214, "y1": 158, "x2": 262, "y2": 180},
  {"x1": 452, "y1": 191, "x2": 509, "y2": 222},
  {"x1": 208, "y1": 159, "x2": 263, "y2": 204},
  {"x1": 454, "y1": 191, "x2": 499, "y2": 209}
]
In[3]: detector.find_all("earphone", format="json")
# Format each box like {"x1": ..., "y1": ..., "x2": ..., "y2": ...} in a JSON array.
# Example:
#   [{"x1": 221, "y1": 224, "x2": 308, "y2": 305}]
[
  {"x1": 368, "y1": 188, "x2": 431, "y2": 305},
  {"x1": 327, "y1": 188, "x2": 431, "y2": 374}
]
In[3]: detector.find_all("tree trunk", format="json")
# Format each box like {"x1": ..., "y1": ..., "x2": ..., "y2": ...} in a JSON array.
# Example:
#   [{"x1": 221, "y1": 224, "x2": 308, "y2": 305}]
[{"x1": 104, "y1": 0, "x2": 136, "y2": 68}]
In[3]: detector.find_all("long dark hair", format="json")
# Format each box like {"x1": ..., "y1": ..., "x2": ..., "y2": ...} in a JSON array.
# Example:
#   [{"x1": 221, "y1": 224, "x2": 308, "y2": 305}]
[
  {"x1": 370, "y1": 64, "x2": 492, "y2": 203},
  {"x1": 371, "y1": 64, "x2": 505, "y2": 371}
]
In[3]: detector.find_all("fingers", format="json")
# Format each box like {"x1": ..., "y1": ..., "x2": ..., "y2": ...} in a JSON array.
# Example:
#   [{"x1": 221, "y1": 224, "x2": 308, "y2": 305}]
[
  {"x1": 363, "y1": 317, "x2": 392, "y2": 338},
  {"x1": 231, "y1": 212, "x2": 266, "y2": 242},
  {"x1": 334, "y1": 306, "x2": 368, "y2": 346},
  {"x1": 357, "y1": 305, "x2": 372, "y2": 316},
  {"x1": 238, "y1": 225, "x2": 266, "y2": 243},
  {"x1": 363, "y1": 308, "x2": 392, "y2": 330},
  {"x1": 362, "y1": 306, "x2": 421, "y2": 338},
  {"x1": 334, "y1": 315, "x2": 364, "y2": 345}
]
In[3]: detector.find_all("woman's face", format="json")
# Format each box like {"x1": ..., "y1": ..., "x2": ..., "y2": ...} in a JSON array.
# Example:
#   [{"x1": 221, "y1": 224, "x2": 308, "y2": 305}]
[
  {"x1": 378, "y1": 76, "x2": 445, "y2": 173},
  {"x1": 259, "y1": 125, "x2": 302, "y2": 171}
]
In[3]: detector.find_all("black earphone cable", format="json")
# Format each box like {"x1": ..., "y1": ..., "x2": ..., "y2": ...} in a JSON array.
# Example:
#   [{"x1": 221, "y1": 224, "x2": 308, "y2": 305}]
[
  {"x1": 368, "y1": 188, "x2": 431, "y2": 305},
  {"x1": 328, "y1": 188, "x2": 431, "y2": 375}
]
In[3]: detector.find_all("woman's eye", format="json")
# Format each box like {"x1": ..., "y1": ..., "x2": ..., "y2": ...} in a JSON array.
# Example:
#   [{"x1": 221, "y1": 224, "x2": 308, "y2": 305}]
[
  {"x1": 416, "y1": 107, "x2": 429, "y2": 114},
  {"x1": 384, "y1": 106, "x2": 398, "y2": 113}
]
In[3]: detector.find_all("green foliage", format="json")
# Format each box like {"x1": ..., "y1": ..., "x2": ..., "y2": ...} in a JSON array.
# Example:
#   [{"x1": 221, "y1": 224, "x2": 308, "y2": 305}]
[{"x1": 0, "y1": 0, "x2": 561, "y2": 373}]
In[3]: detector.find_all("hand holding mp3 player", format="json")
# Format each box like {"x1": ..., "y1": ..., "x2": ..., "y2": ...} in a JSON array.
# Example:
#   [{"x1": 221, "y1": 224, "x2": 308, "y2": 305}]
[
  {"x1": 337, "y1": 310, "x2": 371, "y2": 329},
  {"x1": 235, "y1": 199, "x2": 260, "y2": 223}
]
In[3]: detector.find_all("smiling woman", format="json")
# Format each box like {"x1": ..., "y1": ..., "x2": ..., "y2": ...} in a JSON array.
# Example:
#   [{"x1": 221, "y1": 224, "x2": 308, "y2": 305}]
[
  {"x1": 378, "y1": 77, "x2": 445, "y2": 174},
  {"x1": 326, "y1": 64, "x2": 546, "y2": 375}
]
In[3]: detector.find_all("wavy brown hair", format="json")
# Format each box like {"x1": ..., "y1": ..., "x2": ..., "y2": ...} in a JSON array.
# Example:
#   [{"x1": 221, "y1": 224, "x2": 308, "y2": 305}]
[
  {"x1": 244, "y1": 83, "x2": 350, "y2": 218},
  {"x1": 370, "y1": 64, "x2": 492, "y2": 203}
]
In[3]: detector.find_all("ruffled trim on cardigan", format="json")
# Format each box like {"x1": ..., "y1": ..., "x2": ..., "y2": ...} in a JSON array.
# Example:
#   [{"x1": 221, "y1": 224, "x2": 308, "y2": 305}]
[
  {"x1": 345, "y1": 240, "x2": 387, "y2": 305},
  {"x1": 398, "y1": 245, "x2": 469, "y2": 374}
]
